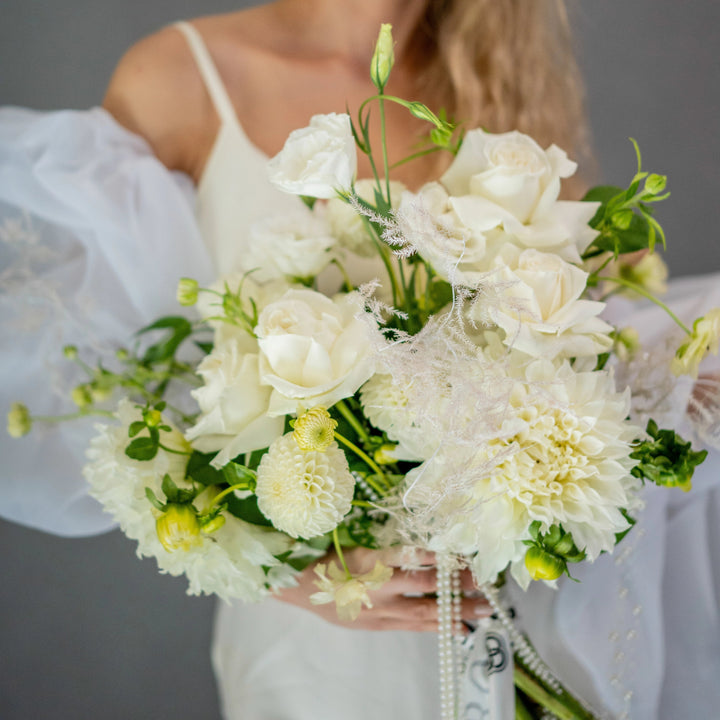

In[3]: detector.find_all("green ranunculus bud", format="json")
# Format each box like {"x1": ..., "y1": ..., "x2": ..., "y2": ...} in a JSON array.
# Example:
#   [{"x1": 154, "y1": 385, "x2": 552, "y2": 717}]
[
  {"x1": 116, "y1": 348, "x2": 129, "y2": 361},
  {"x1": 71, "y1": 384, "x2": 93, "y2": 408},
  {"x1": 156, "y1": 504, "x2": 202, "y2": 552},
  {"x1": 90, "y1": 384, "x2": 113, "y2": 403},
  {"x1": 524, "y1": 546, "x2": 565, "y2": 582},
  {"x1": 63, "y1": 345, "x2": 78, "y2": 360},
  {"x1": 645, "y1": 173, "x2": 667, "y2": 195},
  {"x1": 7, "y1": 402, "x2": 32, "y2": 438},
  {"x1": 176, "y1": 277, "x2": 199, "y2": 306},
  {"x1": 370, "y1": 24, "x2": 394, "y2": 91}
]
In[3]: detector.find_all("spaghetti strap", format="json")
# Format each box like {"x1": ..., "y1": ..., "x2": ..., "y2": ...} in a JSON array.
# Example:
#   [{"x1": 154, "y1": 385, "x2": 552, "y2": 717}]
[{"x1": 175, "y1": 21, "x2": 238, "y2": 126}]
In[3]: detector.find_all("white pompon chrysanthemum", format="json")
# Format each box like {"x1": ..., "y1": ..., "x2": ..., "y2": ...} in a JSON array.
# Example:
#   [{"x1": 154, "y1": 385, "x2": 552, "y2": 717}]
[
  {"x1": 256, "y1": 432, "x2": 355, "y2": 538},
  {"x1": 84, "y1": 400, "x2": 295, "y2": 602}
]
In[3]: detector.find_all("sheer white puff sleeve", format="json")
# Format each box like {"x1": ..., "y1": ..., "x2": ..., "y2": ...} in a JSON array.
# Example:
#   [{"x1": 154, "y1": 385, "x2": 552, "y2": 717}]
[{"x1": 0, "y1": 107, "x2": 214, "y2": 537}]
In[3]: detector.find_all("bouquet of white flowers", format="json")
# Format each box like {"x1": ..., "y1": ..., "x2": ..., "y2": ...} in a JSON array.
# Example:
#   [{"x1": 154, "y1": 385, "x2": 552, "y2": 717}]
[{"x1": 9, "y1": 24, "x2": 719, "y2": 720}]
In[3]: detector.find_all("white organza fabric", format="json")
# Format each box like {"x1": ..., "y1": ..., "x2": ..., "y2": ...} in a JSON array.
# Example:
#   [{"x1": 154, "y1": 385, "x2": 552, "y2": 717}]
[
  {"x1": 1, "y1": 75, "x2": 720, "y2": 720},
  {"x1": 0, "y1": 106, "x2": 214, "y2": 535}
]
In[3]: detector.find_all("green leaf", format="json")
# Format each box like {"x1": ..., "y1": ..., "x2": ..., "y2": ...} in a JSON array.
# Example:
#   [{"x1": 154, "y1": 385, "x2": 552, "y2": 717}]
[
  {"x1": 128, "y1": 421, "x2": 146, "y2": 438},
  {"x1": 186, "y1": 450, "x2": 225, "y2": 486},
  {"x1": 194, "y1": 341, "x2": 214, "y2": 355},
  {"x1": 137, "y1": 316, "x2": 193, "y2": 364},
  {"x1": 222, "y1": 462, "x2": 257, "y2": 488},
  {"x1": 125, "y1": 436, "x2": 158, "y2": 461},
  {"x1": 582, "y1": 185, "x2": 624, "y2": 205},
  {"x1": 145, "y1": 487, "x2": 165, "y2": 511},
  {"x1": 225, "y1": 493, "x2": 272, "y2": 526}
]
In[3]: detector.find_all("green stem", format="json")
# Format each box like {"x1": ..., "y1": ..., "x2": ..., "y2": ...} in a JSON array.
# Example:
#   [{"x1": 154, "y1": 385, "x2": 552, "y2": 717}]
[
  {"x1": 514, "y1": 694, "x2": 534, "y2": 720},
  {"x1": 330, "y1": 258, "x2": 355, "y2": 292},
  {"x1": 377, "y1": 91, "x2": 392, "y2": 205},
  {"x1": 390, "y1": 145, "x2": 442, "y2": 169},
  {"x1": 211, "y1": 482, "x2": 254, "y2": 506},
  {"x1": 596, "y1": 275, "x2": 691, "y2": 334},
  {"x1": 158, "y1": 442, "x2": 193, "y2": 457},
  {"x1": 333, "y1": 432, "x2": 388, "y2": 495},
  {"x1": 514, "y1": 666, "x2": 595, "y2": 720},
  {"x1": 351, "y1": 500, "x2": 374, "y2": 508},
  {"x1": 334, "y1": 400, "x2": 370, "y2": 442},
  {"x1": 333, "y1": 527, "x2": 352, "y2": 580},
  {"x1": 34, "y1": 409, "x2": 114, "y2": 423},
  {"x1": 360, "y1": 214, "x2": 401, "y2": 309}
]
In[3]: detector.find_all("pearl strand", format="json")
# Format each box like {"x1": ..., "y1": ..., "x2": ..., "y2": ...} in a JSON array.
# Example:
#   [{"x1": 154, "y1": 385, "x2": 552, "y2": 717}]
[
  {"x1": 353, "y1": 472, "x2": 380, "y2": 502},
  {"x1": 437, "y1": 554, "x2": 462, "y2": 720}
]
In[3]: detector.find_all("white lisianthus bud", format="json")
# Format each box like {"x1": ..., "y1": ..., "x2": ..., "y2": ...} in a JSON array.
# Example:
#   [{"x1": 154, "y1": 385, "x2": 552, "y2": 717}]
[
  {"x1": 63, "y1": 345, "x2": 78, "y2": 360},
  {"x1": 671, "y1": 308, "x2": 720, "y2": 378},
  {"x1": 293, "y1": 407, "x2": 337, "y2": 452},
  {"x1": 156, "y1": 504, "x2": 202, "y2": 553},
  {"x1": 7, "y1": 402, "x2": 32, "y2": 438},
  {"x1": 370, "y1": 23, "x2": 394, "y2": 91},
  {"x1": 177, "y1": 277, "x2": 199, "y2": 306}
]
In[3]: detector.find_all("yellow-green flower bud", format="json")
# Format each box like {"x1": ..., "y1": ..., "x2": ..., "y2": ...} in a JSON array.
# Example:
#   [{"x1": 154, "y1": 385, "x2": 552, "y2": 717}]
[
  {"x1": 370, "y1": 24, "x2": 394, "y2": 91},
  {"x1": 293, "y1": 407, "x2": 338, "y2": 452},
  {"x1": 90, "y1": 384, "x2": 113, "y2": 403},
  {"x1": 671, "y1": 307, "x2": 720, "y2": 379},
  {"x1": 524, "y1": 546, "x2": 565, "y2": 582},
  {"x1": 200, "y1": 514, "x2": 226, "y2": 535},
  {"x1": 144, "y1": 409, "x2": 163, "y2": 428},
  {"x1": 176, "y1": 277, "x2": 199, "y2": 306},
  {"x1": 63, "y1": 345, "x2": 78, "y2": 360},
  {"x1": 645, "y1": 173, "x2": 667, "y2": 195},
  {"x1": 156, "y1": 504, "x2": 202, "y2": 552},
  {"x1": 614, "y1": 326, "x2": 641, "y2": 362},
  {"x1": 115, "y1": 348, "x2": 129, "y2": 361},
  {"x1": 374, "y1": 444, "x2": 397, "y2": 465},
  {"x1": 7, "y1": 402, "x2": 32, "y2": 438},
  {"x1": 71, "y1": 384, "x2": 93, "y2": 408}
]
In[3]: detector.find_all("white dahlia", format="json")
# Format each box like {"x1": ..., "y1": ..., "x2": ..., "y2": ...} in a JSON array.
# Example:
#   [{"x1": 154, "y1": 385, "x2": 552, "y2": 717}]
[
  {"x1": 84, "y1": 400, "x2": 294, "y2": 602},
  {"x1": 405, "y1": 359, "x2": 641, "y2": 585},
  {"x1": 255, "y1": 432, "x2": 355, "y2": 538}
]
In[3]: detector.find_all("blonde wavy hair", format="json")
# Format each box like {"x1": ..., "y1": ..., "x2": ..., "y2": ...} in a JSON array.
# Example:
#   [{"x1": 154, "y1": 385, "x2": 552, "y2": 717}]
[{"x1": 407, "y1": 0, "x2": 590, "y2": 182}]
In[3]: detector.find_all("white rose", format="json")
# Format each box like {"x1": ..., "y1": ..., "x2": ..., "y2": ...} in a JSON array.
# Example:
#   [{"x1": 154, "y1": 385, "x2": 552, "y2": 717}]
[
  {"x1": 326, "y1": 179, "x2": 406, "y2": 257},
  {"x1": 487, "y1": 248, "x2": 613, "y2": 359},
  {"x1": 396, "y1": 182, "x2": 492, "y2": 286},
  {"x1": 185, "y1": 340, "x2": 285, "y2": 466},
  {"x1": 267, "y1": 113, "x2": 357, "y2": 199},
  {"x1": 441, "y1": 129, "x2": 599, "y2": 263},
  {"x1": 245, "y1": 206, "x2": 336, "y2": 282},
  {"x1": 256, "y1": 288, "x2": 378, "y2": 415}
]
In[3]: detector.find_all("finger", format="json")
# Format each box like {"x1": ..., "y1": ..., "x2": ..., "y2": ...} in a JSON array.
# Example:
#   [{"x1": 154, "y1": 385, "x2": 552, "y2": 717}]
[{"x1": 382, "y1": 546, "x2": 436, "y2": 569}]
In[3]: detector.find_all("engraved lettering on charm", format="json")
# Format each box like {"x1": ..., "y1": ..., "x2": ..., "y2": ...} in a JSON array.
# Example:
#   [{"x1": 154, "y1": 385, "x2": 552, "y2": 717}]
[
  {"x1": 463, "y1": 702, "x2": 490, "y2": 719},
  {"x1": 485, "y1": 632, "x2": 508, "y2": 676},
  {"x1": 469, "y1": 660, "x2": 489, "y2": 694}
]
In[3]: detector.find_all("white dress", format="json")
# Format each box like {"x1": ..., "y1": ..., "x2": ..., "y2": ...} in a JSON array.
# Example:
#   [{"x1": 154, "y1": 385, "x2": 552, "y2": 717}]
[{"x1": 1, "y1": 21, "x2": 719, "y2": 720}]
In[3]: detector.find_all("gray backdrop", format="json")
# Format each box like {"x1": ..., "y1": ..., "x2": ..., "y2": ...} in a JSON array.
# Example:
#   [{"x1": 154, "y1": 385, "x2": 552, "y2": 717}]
[{"x1": 1, "y1": 1, "x2": 719, "y2": 718}]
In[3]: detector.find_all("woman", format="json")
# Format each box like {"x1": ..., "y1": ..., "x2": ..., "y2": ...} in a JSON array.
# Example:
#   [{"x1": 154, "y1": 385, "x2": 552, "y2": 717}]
[{"x1": 1, "y1": 1, "x2": 718, "y2": 718}]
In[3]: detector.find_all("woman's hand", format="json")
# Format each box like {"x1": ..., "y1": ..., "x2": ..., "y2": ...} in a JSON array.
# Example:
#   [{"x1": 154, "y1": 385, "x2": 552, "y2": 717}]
[{"x1": 275, "y1": 546, "x2": 491, "y2": 632}]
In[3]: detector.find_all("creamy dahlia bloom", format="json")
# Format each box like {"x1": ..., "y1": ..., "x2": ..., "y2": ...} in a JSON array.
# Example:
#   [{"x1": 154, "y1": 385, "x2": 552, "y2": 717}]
[
  {"x1": 185, "y1": 341, "x2": 284, "y2": 467},
  {"x1": 440, "y1": 129, "x2": 598, "y2": 263},
  {"x1": 405, "y1": 360, "x2": 641, "y2": 585},
  {"x1": 485, "y1": 247, "x2": 613, "y2": 359},
  {"x1": 310, "y1": 560, "x2": 393, "y2": 621},
  {"x1": 267, "y1": 113, "x2": 356, "y2": 199},
  {"x1": 360, "y1": 372, "x2": 432, "y2": 461},
  {"x1": 84, "y1": 400, "x2": 294, "y2": 602},
  {"x1": 256, "y1": 288, "x2": 379, "y2": 415},
  {"x1": 326, "y1": 179, "x2": 406, "y2": 257},
  {"x1": 255, "y1": 432, "x2": 355, "y2": 538},
  {"x1": 244, "y1": 206, "x2": 336, "y2": 281}
]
